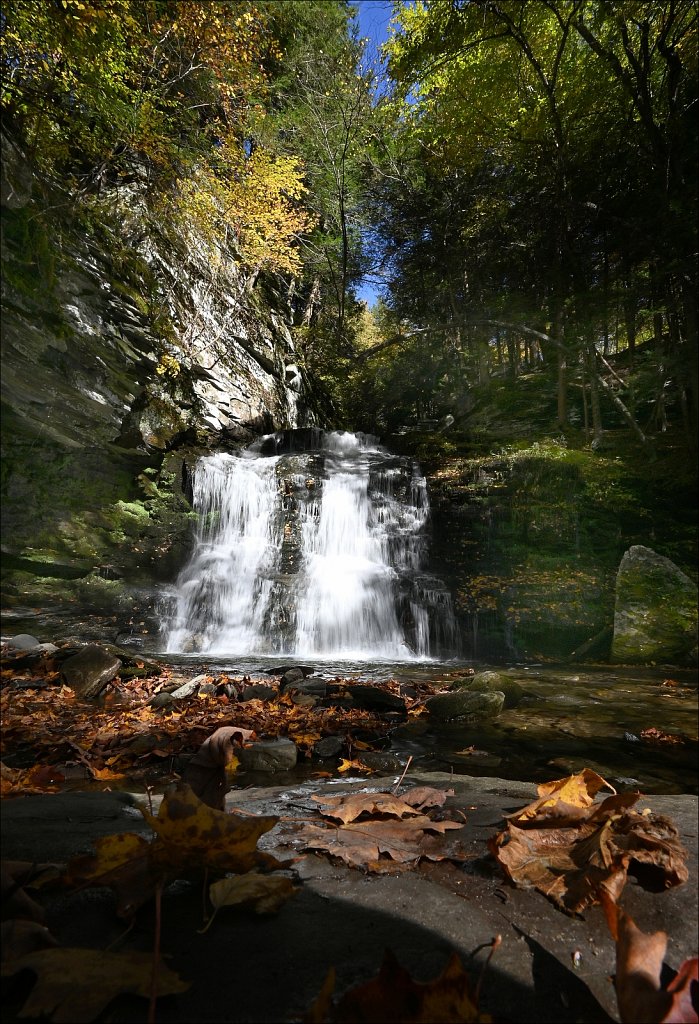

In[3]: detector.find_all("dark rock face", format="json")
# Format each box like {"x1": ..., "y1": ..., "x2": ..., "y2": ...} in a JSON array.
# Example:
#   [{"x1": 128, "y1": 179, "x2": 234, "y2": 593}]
[
  {"x1": 612, "y1": 545, "x2": 698, "y2": 665},
  {"x1": 60, "y1": 645, "x2": 122, "y2": 698}
]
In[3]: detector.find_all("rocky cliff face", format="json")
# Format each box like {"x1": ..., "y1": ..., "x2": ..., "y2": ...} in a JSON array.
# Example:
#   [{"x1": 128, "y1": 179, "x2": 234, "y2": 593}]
[{"x1": 0, "y1": 133, "x2": 318, "y2": 634}]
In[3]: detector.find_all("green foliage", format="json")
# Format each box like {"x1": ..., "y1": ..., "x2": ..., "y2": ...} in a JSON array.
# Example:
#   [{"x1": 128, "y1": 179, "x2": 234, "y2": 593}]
[{"x1": 372, "y1": 0, "x2": 698, "y2": 445}]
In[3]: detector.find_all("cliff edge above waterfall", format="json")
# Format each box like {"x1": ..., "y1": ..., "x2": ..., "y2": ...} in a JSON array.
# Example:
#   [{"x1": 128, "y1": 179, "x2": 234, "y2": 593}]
[{"x1": 1, "y1": 129, "x2": 326, "y2": 626}]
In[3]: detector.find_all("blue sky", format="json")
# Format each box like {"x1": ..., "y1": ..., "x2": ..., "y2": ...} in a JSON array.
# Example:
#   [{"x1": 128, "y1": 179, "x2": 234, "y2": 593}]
[
  {"x1": 352, "y1": 1, "x2": 395, "y2": 307},
  {"x1": 354, "y1": 0, "x2": 394, "y2": 60}
]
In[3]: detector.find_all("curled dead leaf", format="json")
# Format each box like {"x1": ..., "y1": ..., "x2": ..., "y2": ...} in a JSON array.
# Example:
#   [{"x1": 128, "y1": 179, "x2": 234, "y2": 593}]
[
  {"x1": 601, "y1": 892, "x2": 699, "y2": 1023},
  {"x1": 490, "y1": 771, "x2": 689, "y2": 914},
  {"x1": 311, "y1": 791, "x2": 424, "y2": 825}
]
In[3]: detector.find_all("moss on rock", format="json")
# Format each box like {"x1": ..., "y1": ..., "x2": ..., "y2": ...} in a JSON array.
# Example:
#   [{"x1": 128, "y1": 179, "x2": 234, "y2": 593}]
[{"x1": 612, "y1": 545, "x2": 698, "y2": 665}]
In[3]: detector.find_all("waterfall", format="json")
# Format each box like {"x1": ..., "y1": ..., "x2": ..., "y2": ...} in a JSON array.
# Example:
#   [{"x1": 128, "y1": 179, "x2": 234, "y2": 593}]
[{"x1": 162, "y1": 430, "x2": 458, "y2": 660}]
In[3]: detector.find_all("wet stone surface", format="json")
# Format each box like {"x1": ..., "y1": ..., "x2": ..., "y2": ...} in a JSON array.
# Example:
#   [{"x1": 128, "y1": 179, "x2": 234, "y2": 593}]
[{"x1": 1, "y1": 773, "x2": 697, "y2": 1024}]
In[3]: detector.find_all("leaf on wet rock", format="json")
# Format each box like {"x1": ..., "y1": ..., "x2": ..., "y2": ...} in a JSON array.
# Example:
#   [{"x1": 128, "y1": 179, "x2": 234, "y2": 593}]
[
  {"x1": 490, "y1": 771, "x2": 689, "y2": 914},
  {"x1": 308, "y1": 949, "x2": 492, "y2": 1023},
  {"x1": 0, "y1": 947, "x2": 189, "y2": 1023},
  {"x1": 337, "y1": 758, "x2": 375, "y2": 774},
  {"x1": 311, "y1": 791, "x2": 425, "y2": 824},
  {"x1": 507, "y1": 767, "x2": 617, "y2": 825},
  {"x1": 297, "y1": 815, "x2": 465, "y2": 871},
  {"x1": 298, "y1": 788, "x2": 468, "y2": 871},
  {"x1": 401, "y1": 786, "x2": 455, "y2": 811}
]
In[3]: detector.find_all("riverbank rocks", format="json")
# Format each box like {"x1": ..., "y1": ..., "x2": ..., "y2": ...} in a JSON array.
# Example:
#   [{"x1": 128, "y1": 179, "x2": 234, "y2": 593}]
[
  {"x1": 452, "y1": 670, "x2": 525, "y2": 709},
  {"x1": 239, "y1": 683, "x2": 277, "y2": 702},
  {"x1": 238, "y1": 737, "x2": 298, "y2": 773},
  {"x1": 425, "y1": 689, "x2": 505, "y2": 722},
  {"x1": 313, "y1": 736, "x2": 344, "y2": 760},
  {"x1": 279, "y1": 667, "x2": 306, "y2": 692},
  {"x1": 612, "y1": 545, "x2": 698, "y2": 665},
  {"x1": 5, "y1": 634, "x2": 42, "y2": 651},
  {"x1": 346, "y1": 684, "x2": 407, "y2": 713},
  {"x1": 60, "y1": 645, "x2": 122, "y2": 698}
]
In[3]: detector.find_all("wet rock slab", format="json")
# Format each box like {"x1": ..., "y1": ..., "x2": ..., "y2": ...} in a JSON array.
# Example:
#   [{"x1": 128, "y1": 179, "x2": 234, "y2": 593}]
[{"x1": 1, "y1": 774, "x2": 696, "y2": 1024}]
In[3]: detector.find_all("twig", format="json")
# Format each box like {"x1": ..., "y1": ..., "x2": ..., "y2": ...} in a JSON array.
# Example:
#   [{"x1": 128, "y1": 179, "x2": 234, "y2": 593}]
[
  {"x1": 474, "y1": 935, "x2": 501, "y2": 1007},
  {"x1": 148, "y1": 880, "x2": 163, "y2": 1024},
  {"x1": 104, "y1": 919, "x2": 135, "y2": 952},
  {"x1": 391, "y1": 755, "x2": 413, "y2": 794}
]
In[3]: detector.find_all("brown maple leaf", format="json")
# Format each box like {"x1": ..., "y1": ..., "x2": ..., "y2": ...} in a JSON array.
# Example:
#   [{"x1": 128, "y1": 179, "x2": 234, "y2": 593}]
[
  {"x1": 297, "y1": 814, "x2": 465, "y2": 871},
  {"x1": 311, "y1": 791, "x2": 425, "y2": 824},
  {"x1": 0, "y1": 947, "x2": 189, "y2": 1023}
]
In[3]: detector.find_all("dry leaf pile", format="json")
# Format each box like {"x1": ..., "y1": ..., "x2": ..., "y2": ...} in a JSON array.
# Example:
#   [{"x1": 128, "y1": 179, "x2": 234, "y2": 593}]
[{"x1": 1, "y1": 645, "x2": 440, "y2": 792}]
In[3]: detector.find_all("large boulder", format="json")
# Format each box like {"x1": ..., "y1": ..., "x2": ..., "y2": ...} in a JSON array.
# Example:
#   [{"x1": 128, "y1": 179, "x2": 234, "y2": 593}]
[
  {"x1": 60, "y1": 645, "x2": 122, "y2": 698},
  {"x1": 611, "y1": 545, "x2": 698, "y2": 665},
  {"x1": 426, "y1": 689, "x2": 505, "y2": 722},
  {"x1": 453, "y1": 670, "x2": 524, "y2": 709}
]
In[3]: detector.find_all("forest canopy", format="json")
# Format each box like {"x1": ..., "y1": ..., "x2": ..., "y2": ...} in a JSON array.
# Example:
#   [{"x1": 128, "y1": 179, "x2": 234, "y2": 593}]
[{"x1": 1, "y1": 0, "x2": 697, "y2": 445}]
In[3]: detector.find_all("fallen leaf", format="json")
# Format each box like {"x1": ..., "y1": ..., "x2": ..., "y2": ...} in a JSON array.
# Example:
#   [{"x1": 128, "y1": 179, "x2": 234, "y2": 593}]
[
  {"x1": 65, "y1": 833, "x2": 156, "y2": 918},
  {"x1": 329, "y1": 949, "x2": 492, "y2": 1023},
  {"x1": 207, "y1": 870, "x2": 298, "y2": 918},
  {"x1": 509, "y1": 768, "x2": 616, "y2": 825},
  {"x1": 490, "y1": 773, "x2": 689, "y2": 914},
  {"x1": 144, "y1": 782, "x2": 283, "y2": 874},
  {"x1": 640, "y1": 728, "x2": 685, "y2": 746},
  {"x1": 297, "y1": 815, "x2": 465, "y2": 871},
  {"x1": 188, "y1": 726, "x2": 255, "y2": 769},
  {"x1": 66, "y1": 785, "x2": 286, "y2": 916},
  {"x1": 0, "y1": 947, "x2": 189, "y2": 1023},
  {"x1": 337, "y1": 758, "x2": 374, "y2": 774},
  {"x1": 401, "y1": 786, "x2": 455, "y2": 811},
  {"x1": 0, "y1": 763, "x2": 64, "y2": 797},
  {"x1": 311, "y1": 792, "x2": 424, "y2": 825},
  {"x1": 601, "y1": 892, "x2": 699, "y2": 1023}
]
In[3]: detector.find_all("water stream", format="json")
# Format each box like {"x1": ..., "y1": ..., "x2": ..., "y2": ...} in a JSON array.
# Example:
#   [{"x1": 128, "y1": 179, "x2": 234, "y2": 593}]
[
  {"x1": 162, "y1": 430, "x2": 457, "y2": 660},
  {"x1": 156, "y1": 430, "x2": 697, "y2": 795}
]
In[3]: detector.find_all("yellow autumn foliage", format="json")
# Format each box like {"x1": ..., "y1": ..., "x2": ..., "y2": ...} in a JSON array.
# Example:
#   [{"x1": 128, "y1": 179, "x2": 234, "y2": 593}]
[{"x1": 175, "y1": 141, "x2": 315, "y2": 276}]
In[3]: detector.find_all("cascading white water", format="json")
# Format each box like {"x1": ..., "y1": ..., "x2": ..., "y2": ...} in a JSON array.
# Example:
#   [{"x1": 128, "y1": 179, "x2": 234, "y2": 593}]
[{"x1": 162, "y1": 431, "x2": 457, "y2": 660}]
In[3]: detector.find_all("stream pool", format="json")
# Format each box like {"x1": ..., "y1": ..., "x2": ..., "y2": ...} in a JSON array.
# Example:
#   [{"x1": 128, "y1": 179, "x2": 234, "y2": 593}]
[{"x1": 159, "y1": 654, "x2": 698, "y2": 795}]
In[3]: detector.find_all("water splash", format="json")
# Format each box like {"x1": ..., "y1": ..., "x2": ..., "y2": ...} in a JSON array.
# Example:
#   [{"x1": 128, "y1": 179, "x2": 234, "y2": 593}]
[{"x1": 162, "y1": 431, "x2": 457, "y2": 660}]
